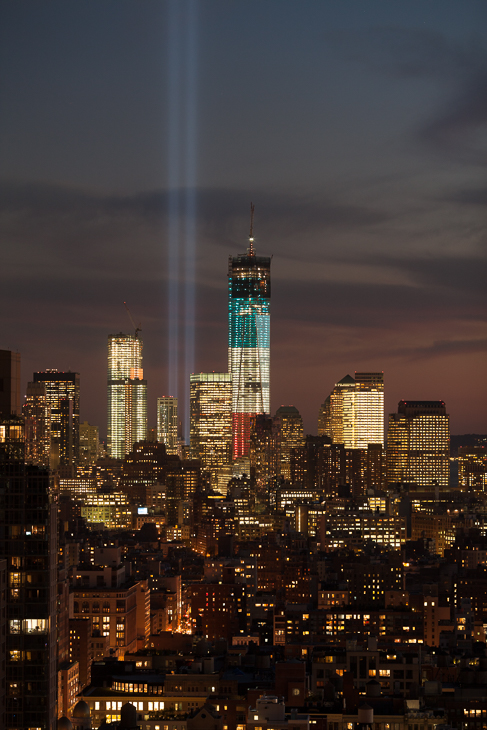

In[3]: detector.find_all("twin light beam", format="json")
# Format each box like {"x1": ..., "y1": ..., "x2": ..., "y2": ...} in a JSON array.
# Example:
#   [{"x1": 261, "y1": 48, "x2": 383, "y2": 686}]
[{"x1": 167, "y1": 0, "x2": 198, "y2": 442}]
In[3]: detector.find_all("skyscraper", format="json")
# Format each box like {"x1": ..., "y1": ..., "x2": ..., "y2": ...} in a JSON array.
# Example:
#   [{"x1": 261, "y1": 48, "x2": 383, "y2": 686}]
[
  {"x1": 107, "y1": 333, "x2": 147, "y2": 460},
  {"x1": 228, "y1": 208, "x2": 271, "y2": 458},
  {"x1": 354, "y1": 372, "x2": 384, "y2": 449},
  {"x1": 320, "y1": 372, "x2": 384, "y2": 449},
  {"x1": 79, "y1": 421, "x2": 101, "y2": 465},
  {"x1": 0, "y1": 415, "x2": 57, "y2": 729},
  {"x1": 157, "y1": 396, "x2": 179, "y2": 455},
  {"x1": 275, "y1": 405, "x2": 305, "y2": 481},
  {"x1": 190, "y1": 373, "x2": 232, "y2": 493},
  {"x1": 33, "y1": 369, "x2": 80, "y2": 471},
  {"x1": 23, "y1": 381, "x2": 51, "y2": 469},
  {"x1": 387, "y1": 400, "x2": 450, "y2": 489}
]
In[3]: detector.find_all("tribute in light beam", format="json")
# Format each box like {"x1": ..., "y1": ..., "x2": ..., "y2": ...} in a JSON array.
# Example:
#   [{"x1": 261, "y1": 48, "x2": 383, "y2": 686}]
[{"x1": 166, "y1": 0, "x2": 198, "y2": 444}]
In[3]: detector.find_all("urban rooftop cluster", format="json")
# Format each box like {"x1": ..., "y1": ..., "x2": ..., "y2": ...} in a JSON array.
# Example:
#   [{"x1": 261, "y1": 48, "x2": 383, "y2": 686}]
[{"x1": 0, "y1": 237, "x2": 486, "y2": 730}]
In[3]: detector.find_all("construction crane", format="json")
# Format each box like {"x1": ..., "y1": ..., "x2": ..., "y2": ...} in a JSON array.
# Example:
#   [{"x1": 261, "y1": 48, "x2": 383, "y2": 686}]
[{"x1": 123, "y1": 302, "x2": 142, "y2": 338}]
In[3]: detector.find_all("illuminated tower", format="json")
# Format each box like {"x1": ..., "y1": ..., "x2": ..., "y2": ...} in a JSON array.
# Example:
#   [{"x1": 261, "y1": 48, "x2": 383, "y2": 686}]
[
  {"x1": 387, "y1": 400, "x2": 450, "y2": 488},
  {"x1": 322, "y1": 372, "x2": 384, "y2": 449},
  {"x1": 107, "y1": 333, "x2": 147, "y2": 460},
  {"x1": 354, "y1": 372, "x2": 384, "y2": 448},
  {"x1": 33, "y1": 369, "x2": 80, "y2": 471},
  {"x1": 190, "y1": 373, "x2": 232, "y2": 493},
  {"x1": 157, "y1": 396, "x2": 179, "y2": 455},
  {"x1": 228, "y1": 205, "x2": 271, "y2": 458}
]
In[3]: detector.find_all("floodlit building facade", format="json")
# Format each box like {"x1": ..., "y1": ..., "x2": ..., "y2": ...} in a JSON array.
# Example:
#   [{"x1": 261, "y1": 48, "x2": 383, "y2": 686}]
[
  {"x1": 190, "y1": 373, "x2": 232, "y2": 494},
  {"x1": 228, "y1": 223, "x2": 271, "y2": 458},
  {"x1": 33, "y1": 369, "x2": 80, "y2": 470},
  {"x1": 156, "y1": 396, "x2": 178, "y2": 454},
  {"x1": 320, "y1": 372, "x2": 384, "y2": 449},
  {"x1": 107, "y1": 333, "x2": 147, "y2": 459},
  {"x1": 387, "y1": 400, "x2": 450, "y2": 488},
  {"x1": 354, "y1": 372, "x2": 384, "y2": 448}
]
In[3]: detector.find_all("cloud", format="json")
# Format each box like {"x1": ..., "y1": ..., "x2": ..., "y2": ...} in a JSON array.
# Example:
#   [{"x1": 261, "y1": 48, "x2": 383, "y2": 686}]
[
  {"x1": 0, "y1": 180, "x2": 389, "y2": 284},
  {"x1": 418, "y1": 70, "x2": 487, "y2": 163},
  {"x1": 441, "y1": 186, "x2": 487, "y2": 207},
  {"x1": 325, "y1": 25, "x2": 487, "y2": 164},
  {"x1": 328, "y1": 26, "x2": 478, "y2": 80},
  {"x1": 404, "y1": 338, "x2": 487, "y2": 361}
]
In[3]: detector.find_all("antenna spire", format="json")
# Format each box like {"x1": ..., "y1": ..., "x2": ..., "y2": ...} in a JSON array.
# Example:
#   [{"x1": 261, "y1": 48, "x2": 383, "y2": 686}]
[{"x1": 248, "y1": 202, "x2": 255, "y2": 256}]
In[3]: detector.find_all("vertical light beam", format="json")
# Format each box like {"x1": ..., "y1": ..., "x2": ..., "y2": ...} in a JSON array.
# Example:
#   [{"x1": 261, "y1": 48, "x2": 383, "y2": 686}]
[
  {"x1": 167, "y1": 0, "x2": 182, "y2": 401},
  {"x1": 182, "y1": 0, "x2": 198, "y2": 443},
  {"x1": 166, "y1": 0, "x2": 198, "y2": 445}
]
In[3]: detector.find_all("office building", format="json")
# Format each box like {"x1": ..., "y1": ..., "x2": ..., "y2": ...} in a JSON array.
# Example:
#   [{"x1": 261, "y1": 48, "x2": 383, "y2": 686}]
[
  {"x1": 458, "y1": 445, "x2": 487, "y2": 492},
  {"x1": 79, "y1": 421, "x2": 101, "y2": 465},
  {"x1": 0, "y1": 349, "x2": 21, "y2": 417},
  {"x1": 190, "y1": 373, "x2": 232, "y2": 493},
  {"x1": 275, "y1": 405, "x2": 305, "y2": 480},
  {"x1": 228, "y1": 211, "x2": 271, "y2": 458},
  {"x1": 33, "y1": 369, "x2": 80, "y2": 471},
  {"x1": 157, "y1": 396, "x2": 178, "y2": 454},
  {"x1": 387, "y1": 400, "x2": 450, "y2": 489},
  {"x1": 0, "y1": 415, "x2": 57, "y2": 729},
  {"x1": 249, "y1": 413, "x2": 280, "y2": 490},
  {"x1": 23, "y1": 381, "x2": 51, "y2": 468},
  {"x1": 354, "y1": 372, "x2": 384, "y2": 448},
  {"x1": 107, "y1": 333, "x2": 147, "y2": 459},
  {"x1": 320, "y1": 372, "x2": 384, "y2": 449}
]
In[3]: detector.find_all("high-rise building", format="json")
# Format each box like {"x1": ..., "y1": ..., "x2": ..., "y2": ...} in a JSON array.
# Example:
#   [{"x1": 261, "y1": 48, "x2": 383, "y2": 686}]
[
  {"x1": 157, "y1": 396, "x2": 179, "y2": 455},
  {"x1": 320, "y1": 372, "x2": 384, "y2": 449},
  {"x1": 228, "y1": 211, "x2": 271, "y2": 458},
  {"x1": 23, "y1": 381, "x2": 51, "y2": 468},
  {"x1": 458, "y1": 445, "x2": 487, "y2": 493},
  {"x1": 0, "y1": 349, "x2": 21, "y2": 417},
  {"x1": 0, "y1": 415, "x2": 57, "y2": 729},
  {"x1": 387, "y1": 400, "x2": 450, "y2": 489},
  {"x1": 354, "y1": 372, "x2": 384, "y2": 449},
  {"x1": 33, "y1": 369, "x2": 80, "y2": 471},
  {"x1": 249, "y1": 413, "x2": 280, "y2": 490},
  {"x1": 190, "y1": 373, "x2": 232, "y2": 494},
  {"x1": 79, "y1": 421, "x2": 101, "y2": 465},
  {"x1": 275, "y1": 405, "x2": 305, "y2": 481},
  {"x1": 107, "y1": 333, "x2": 147, "y2": 459}
]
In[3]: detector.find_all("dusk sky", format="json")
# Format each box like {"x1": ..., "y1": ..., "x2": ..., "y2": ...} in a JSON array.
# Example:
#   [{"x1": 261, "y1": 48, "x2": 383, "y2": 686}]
[{"x1": 1, "y1": 0, "x2": 486, "y2": 439}]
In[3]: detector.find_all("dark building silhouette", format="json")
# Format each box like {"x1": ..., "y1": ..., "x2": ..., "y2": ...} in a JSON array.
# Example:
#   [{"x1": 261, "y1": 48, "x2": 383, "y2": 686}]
[
  {"x1": 0, "y1": 349, "x2": 21, "y2": 417},
  {"x1": 0, "y1": 415, "x2": 57, "y2": 729}
]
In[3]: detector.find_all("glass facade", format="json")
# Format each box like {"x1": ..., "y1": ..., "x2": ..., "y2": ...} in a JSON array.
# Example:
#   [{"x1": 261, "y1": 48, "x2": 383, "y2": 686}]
[
  {"x1": 157, "y1": 396, "x2": 178, "y2": 455},
  {"x1": 228, "y1": 249, "x2": 271, "y2": 459},
  {"x1": 107, "y1": 334, "x2": 147, "y2": 459}
]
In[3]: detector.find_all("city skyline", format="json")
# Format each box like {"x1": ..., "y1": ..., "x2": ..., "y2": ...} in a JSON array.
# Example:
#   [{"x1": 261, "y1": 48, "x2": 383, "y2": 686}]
[{"x1": 1, "y1": 1, "x2": 486, "y2": 436}]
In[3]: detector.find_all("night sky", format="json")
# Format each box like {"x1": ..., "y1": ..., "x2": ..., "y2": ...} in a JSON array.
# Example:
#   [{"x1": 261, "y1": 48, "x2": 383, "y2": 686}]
[{"x1": 1, "y1": 0, "x2": 486, "y2": 439}]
